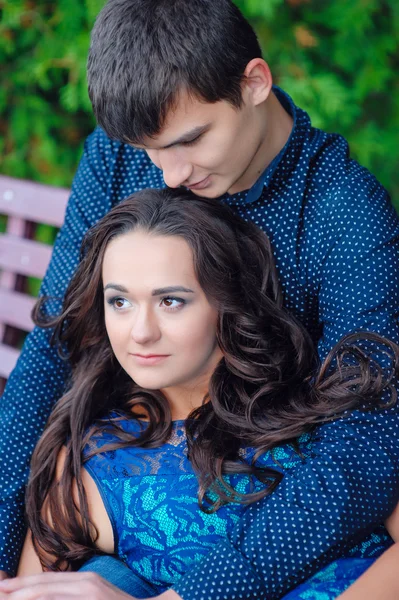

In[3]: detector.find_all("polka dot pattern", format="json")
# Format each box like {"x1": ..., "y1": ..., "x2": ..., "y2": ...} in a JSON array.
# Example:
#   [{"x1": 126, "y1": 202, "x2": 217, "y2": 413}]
[
  {"x1": 1, "y1": 87, "x2": 399, "y2": 595},
  {"x1": 173, "y1": 410, "x2": 399, "y2": 599}
]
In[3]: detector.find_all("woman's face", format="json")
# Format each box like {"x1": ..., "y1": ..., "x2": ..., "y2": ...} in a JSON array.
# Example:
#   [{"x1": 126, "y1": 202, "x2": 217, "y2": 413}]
[{"x1": 102, "y1": 229, "x2": 223, "y2": 402}]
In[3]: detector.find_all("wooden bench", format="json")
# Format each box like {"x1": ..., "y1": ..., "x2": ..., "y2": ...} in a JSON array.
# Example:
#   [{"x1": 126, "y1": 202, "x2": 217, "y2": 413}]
[{"x1": 0, "y1": 175, "x2": 69, "y2": 394}]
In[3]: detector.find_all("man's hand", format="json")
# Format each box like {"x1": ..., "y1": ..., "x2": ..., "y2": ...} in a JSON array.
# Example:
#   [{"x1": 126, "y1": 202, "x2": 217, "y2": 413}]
[
  {"x1": 0, "y1": 571, "x2": 136, "y2": 599},
  {"x1": 0, "y1": 573, "x2": 9, "y2": 582},
  {"x1": 0, "y1": 571, "x2": 182, "y2": 599}
]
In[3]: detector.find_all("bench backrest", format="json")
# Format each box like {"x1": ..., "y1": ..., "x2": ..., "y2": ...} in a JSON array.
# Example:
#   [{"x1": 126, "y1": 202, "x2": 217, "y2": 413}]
[{"x1": 0, "y1": 175, "x2": 69, "y2": 393}]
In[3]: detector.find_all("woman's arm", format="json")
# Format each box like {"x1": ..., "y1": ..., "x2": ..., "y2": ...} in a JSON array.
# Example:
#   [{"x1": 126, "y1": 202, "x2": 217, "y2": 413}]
[
  {"x1": 337, "y1": 543, "x2": 399, "y2": 600},
  {"x1": 385, "y1": 502, "x2": 399, "y2": 542},
  {"x1": 340, "y1": 501, "x2": 399, "y2": 599},
  {"x1": 17, "y1": 447, "x2": 114, "y2": 576},
  {"x1": 17, "y1": 447, "x2": 68, "y2": 577},
  {"x1": 17, "y1": 531, "x2": 43, "y2": 576}
]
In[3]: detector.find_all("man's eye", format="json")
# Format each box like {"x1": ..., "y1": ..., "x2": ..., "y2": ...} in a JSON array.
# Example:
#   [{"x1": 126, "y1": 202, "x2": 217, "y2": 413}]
[{"x1": 182, "y1": 134, "x2": 203, "y2": 147}]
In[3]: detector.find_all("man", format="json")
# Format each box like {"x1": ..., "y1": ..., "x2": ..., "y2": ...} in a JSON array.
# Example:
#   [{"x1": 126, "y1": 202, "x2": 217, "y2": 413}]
[{"x1": 1, "y1": 0, "x2": 399, "y2": 598}]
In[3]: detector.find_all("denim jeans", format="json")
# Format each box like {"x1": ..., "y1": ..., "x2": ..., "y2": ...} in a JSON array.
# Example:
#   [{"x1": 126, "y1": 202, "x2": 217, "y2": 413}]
[{"x1": 78, "y1": 555, "x2": 158, "y2": 598}]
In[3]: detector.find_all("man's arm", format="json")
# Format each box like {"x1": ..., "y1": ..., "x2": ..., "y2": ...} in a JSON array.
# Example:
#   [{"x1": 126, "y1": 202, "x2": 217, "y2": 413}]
[
  {"x1": 316, "y1": 176, "x2": 399, "y2": 360},
  {"x1": 0, "y1": 127, "x2": 119, "y2": 576},
  {"x1": 172, "y1": 406, "x2": 399, "y2": 599},
  {"x1": 172, "y1": 179, "x2": 399, "y2": 599}
]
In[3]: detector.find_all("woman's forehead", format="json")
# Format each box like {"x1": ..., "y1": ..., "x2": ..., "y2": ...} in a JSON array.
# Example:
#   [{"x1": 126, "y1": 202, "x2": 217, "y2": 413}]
[{"x1": 102, "y1": 230, "x2": 198, "y2": 292}]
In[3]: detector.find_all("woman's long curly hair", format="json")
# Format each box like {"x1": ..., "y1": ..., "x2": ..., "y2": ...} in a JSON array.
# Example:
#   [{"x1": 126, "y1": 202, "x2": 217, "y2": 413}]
[{"x1": 27, "y1": 187, "x2": 398, "y2": 570}]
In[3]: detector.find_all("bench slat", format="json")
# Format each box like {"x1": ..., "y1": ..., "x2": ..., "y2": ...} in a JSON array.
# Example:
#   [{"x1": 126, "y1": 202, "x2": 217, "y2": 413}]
[
  {"x1": 0, "y1": 289, "x2": 36, "y2": 332},
  {"x1": 0, "y1": 234, "x2": 53, "y2": 279},
  {"x1": 0, "y1": 343, "x2": 20, "y2": 379},
  {"x1": 0, "y1": 175, "x2": 70, "y2": 386},
  {"x1": 0, "y1": 175, "x2": 68, "y2": 227}
]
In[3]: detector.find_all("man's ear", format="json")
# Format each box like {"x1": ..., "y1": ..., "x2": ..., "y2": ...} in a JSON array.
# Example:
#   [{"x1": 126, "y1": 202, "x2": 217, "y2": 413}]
[{"x1": 242, "y1": 58, "x2": 273, "y2": 106}]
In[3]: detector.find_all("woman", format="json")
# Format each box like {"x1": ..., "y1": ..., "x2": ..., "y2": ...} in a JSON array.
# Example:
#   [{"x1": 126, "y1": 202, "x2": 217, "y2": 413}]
[{"x1": 13, "y1": 189, "x2": 399, "y2": 598}]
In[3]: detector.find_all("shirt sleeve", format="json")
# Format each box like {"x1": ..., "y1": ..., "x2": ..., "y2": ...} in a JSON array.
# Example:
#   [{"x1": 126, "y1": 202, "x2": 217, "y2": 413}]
[
  {"x1": 173, "y1": 405, "x2": 399, "y2": 599},
  {"x1": 0, "y1": 127, "x2": 118, "y2": 576},
  {"x1": 316, "y1": 175, "x2": 399, "y2": 359}
]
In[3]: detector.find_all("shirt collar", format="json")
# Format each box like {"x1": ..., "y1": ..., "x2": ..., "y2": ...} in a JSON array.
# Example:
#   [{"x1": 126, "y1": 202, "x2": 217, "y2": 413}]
[{"x1": 223, "y1": 86, "x2": 311, "y2": 207}]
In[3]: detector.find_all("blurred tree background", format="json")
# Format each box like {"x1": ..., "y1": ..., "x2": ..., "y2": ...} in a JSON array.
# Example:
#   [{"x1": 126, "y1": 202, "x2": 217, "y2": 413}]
[{"x1": 1, "y1": 0, "x2": 398, "y2": 205}]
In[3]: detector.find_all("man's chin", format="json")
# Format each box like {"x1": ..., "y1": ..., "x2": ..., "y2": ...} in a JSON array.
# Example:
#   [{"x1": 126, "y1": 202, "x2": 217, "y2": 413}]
[{"x1": 189, "y1": 183, "x2": 229, "y2": 199}]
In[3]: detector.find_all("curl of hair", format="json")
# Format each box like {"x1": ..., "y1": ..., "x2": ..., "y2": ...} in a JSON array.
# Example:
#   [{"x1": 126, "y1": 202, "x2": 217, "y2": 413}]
[{"x1": 27, "y1": 188, "x2": 399, "y2": 570}]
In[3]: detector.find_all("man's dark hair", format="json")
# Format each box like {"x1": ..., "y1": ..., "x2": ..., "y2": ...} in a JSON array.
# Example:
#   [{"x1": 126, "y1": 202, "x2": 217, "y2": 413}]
[{"x1": 87, "y1": 0, "x2": 263, "y2": 144}]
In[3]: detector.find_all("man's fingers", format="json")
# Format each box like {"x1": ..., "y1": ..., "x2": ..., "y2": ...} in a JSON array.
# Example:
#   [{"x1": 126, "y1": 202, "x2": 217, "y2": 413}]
[
  {"x1": 0, "y1": 593, "x2": 80, "y2": 600},
  {"x1": 0, "y1": 571, "x2": 78, "y2": 590},
  {"x1": 0, "y1": 572, "x2": 136, "y2": 599},
  {"x1": 0, "y1": 570, "x2": 168, "y2": 600},
  {"x1": 0, "y1": 572, "x2": 97, "y2": 600},
  {"x1": 0, "y1": 573, "x2": 9, "y2": 582}
]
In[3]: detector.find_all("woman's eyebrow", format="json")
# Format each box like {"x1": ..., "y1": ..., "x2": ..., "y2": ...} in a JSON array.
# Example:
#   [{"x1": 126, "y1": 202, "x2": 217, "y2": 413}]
[
  {"x1": 103, "y1": 283, "x2": 128, "y2": 292},
  {"x1": 103, "y1": 284, "x2": 194, "y2": 295},
  {"x1": 152, "y1": 286, "x2": 194, "y2": 296}
]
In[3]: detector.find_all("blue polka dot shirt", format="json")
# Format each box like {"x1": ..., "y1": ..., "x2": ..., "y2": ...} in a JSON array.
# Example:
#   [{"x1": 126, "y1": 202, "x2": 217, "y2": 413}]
[{"x1": 1, "y1": 87, "x2": 399, "y2": 598}]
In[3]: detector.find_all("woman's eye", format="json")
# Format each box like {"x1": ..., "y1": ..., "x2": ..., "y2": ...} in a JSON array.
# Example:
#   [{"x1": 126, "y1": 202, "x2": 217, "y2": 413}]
[
  {"x1": 107, "y1": 297, "x2": 131, "y2": 310},
  {"x1": 160, "y1": 297, "x2": 185, "y2": 310}
]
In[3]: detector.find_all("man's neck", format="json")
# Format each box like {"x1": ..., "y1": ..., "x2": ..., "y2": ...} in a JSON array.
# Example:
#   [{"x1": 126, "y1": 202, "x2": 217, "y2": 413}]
[{"x1": 228, "y1": 91, "x2": 294, "y2": 195}]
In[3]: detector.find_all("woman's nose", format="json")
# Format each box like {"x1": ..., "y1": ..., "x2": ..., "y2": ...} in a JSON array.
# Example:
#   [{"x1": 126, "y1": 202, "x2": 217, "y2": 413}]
[{"x1": 130, "y1": 307, "x2": 161, "y2": 344}]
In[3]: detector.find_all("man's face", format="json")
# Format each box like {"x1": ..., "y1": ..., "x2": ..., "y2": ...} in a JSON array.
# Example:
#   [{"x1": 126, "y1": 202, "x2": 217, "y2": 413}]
[{"x1": 133, "y1": 90, "x2": 264, "y2": 198}]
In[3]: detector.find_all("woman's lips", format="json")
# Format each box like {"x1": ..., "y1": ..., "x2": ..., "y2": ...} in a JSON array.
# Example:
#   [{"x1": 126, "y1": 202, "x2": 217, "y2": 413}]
[{"x1": 131, "y1": 354, "x2": 170, "y2": 366}]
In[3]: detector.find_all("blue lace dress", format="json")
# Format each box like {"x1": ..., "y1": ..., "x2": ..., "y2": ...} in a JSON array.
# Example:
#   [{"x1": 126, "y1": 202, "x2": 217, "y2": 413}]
[{"x1": 83, "y1": 417, "x2": 390, "y2": 598}]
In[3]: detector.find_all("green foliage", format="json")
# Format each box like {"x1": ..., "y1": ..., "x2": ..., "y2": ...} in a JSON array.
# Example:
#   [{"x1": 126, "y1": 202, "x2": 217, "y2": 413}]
[
  {"x1": 236, "y1": 0, "x2": 399, "y2": 206},
  {"x1": 0, "y1": 0, "x2": 102, "y2": 186},
  {"x1": 0, "y1": 0, "x2": 398, "y2": 208}
]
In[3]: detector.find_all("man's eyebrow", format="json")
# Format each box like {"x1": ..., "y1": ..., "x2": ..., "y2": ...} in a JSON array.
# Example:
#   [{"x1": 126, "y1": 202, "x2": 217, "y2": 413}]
[
  {"x1": 162, "y1": 125, "x2": 209, "y2": 149},
  {"x1": 152, "y1": 286, "x2": 194, "y2": 296},
  {"x1": 103, "y1": 283, "x2": 129, "y2": 292},
  {"x1": 135, "y1": 125, "x2": 210, "y2": 151}
]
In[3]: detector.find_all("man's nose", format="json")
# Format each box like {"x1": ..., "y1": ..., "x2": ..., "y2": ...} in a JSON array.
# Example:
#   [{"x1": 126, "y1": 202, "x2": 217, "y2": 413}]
[
  {"x1": 130, "y1": 306, "x2": 161, "y2": 345},
  {"x1": 158, "y1": 149, "x2": 193, "y2": 188}
]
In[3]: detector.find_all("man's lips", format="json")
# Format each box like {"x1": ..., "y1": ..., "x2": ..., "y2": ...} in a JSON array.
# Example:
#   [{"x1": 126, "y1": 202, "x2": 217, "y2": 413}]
[{"x1": 185, "y1": 176, "x2": 211, "y2": 190}]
